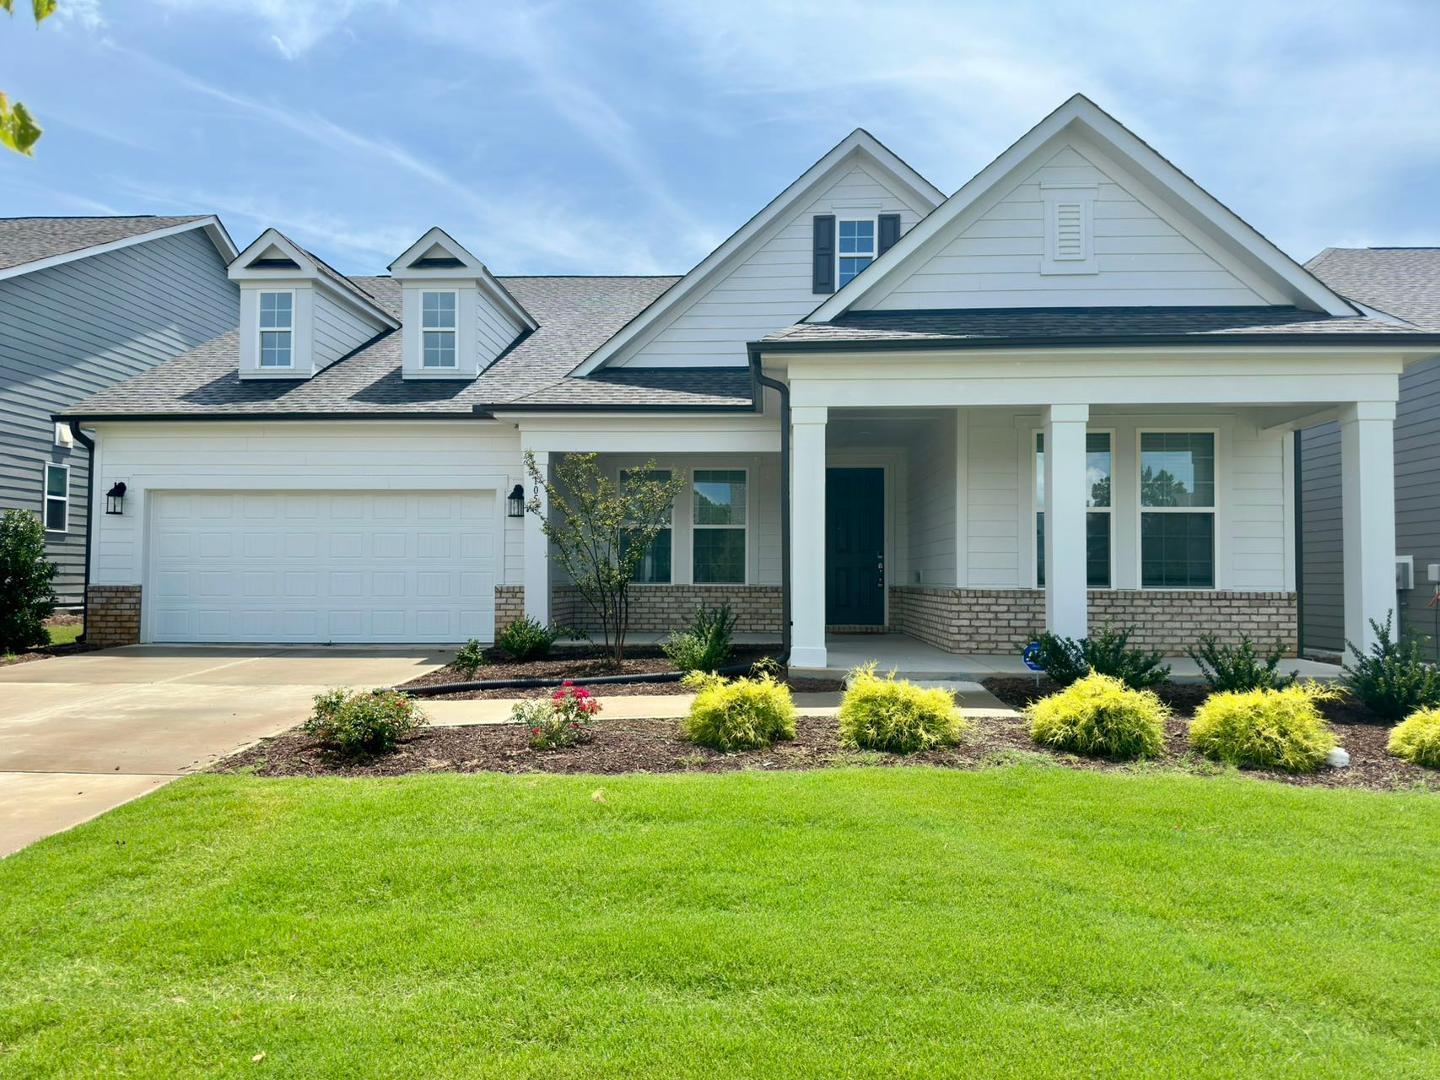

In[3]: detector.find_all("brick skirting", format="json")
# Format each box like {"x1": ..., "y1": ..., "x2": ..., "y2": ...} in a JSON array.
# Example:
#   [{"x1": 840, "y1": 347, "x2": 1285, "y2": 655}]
[
  {"x1": 553, "y1": 584, "x2": 783, "y2": 636},
  {"x1": 494, "y1": 585, "x2": 525, "y2": 632},
  {"x1": 86, "y1": 585, "x2": 142, "y2": 647},
  {"x1": 889, "y1": 586, "x2": 1297, "y2": 655}
]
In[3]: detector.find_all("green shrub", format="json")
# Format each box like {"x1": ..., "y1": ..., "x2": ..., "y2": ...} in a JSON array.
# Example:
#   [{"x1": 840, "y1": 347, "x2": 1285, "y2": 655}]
[
  {"x1": 1033, "y1": 625, "x2": 1170, "y2": 690},
  {"x1": 453, "y1": 638, "x2": 487, "y2": 679},
  {"x1": 0, "y1": 508, "x2": 58, "y2": 654},
  {"x1": 512, "y1": 682, "x2": 601, "y2": 750},
  {"x1": 1027, "y1": 672, "x2": 1168, "y2": 760},
  {"x1": 1341, "y1": 615, "x2": 1440, "y2": 721},
  {"x1": 661, "y1": 602, "x2": 737, "y2": 673},
  {"x1": 837, "y1": 664, "x2": 968, "y2": 753},
  {"x1": 681, "y1": 670, "x2": 796, "y2": 752},
  {"x1": 1388, "y1": 708, "x2": 1440, "y2": 768},
  {"x1": 1189, "y1": 683, "x2": 1339, "y2": 773},
  {"x1": 1186, "y1": 633, "x2": 1294, "y2": 692},
  {"x1": 304, "y1": 688, "x2": 427, "y2": 756},
  {"x1": 497, "y1": 616, "x2": 561, "y2": 662}
]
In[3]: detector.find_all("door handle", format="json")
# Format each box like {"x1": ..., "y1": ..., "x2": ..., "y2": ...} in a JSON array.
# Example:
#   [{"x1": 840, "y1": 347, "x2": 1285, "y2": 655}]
[{"x1": 876, "y1": 555, "x2": 885, "y2": 589}]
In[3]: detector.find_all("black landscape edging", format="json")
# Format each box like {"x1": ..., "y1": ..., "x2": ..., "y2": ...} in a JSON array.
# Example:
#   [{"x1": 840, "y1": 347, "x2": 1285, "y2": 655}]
[{"x1": 397, "y1": 663, "x2": 754, "y2": 698}]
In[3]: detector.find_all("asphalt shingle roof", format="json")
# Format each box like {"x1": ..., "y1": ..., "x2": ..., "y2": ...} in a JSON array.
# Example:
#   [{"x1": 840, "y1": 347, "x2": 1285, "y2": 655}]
[
  {"x1": 66, "y1": 274, "x2": 758, "y2": 417},
  {"x1": 1307, "y1": 248, "x2": 1440, "y2": 331},
  {"x1": 762, "y1": 306, "x2": 1433, "y2": 347},
  {"x1": 0, "y1": 215, "x2": 208, "y2": 273}
]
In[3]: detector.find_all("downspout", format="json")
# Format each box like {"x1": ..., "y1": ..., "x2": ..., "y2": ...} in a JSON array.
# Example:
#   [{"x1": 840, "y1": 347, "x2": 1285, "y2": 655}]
[
  {"x1": 750, "y1": 348, "x2": 791, "y2": 662},
  {"x1": 67, "y1": 418, "x2": 95, "y2": 644}
]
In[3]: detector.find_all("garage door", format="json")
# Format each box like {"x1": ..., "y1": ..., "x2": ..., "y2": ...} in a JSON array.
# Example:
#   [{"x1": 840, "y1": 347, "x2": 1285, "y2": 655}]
[{"x1": 146, "y1": 491, "x2": 497, "y2": 643}]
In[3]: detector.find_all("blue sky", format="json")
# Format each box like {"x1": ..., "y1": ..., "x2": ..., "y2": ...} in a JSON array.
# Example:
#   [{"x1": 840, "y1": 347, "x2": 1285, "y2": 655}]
[{"x1": 3, "y1": 0, "x2": 1438, "y2": 277}]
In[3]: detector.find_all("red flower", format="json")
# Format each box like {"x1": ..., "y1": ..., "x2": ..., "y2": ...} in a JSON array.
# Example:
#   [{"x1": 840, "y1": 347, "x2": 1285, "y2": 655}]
[{"x1": 562, "y1": 680, "x2": 574, "y2": 687}]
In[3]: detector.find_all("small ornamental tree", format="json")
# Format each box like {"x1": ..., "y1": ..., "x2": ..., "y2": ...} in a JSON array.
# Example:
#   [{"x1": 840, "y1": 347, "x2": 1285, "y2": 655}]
[
  {"x1": 524, "y1": 451, "x2": 685, "y2": 664},
  {"x1": 0, "y1": 507, "x2": 58, "y2": 653}
]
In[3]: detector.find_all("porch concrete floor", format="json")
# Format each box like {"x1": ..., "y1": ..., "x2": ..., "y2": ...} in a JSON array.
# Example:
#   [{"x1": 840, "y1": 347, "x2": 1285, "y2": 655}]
[{"x1": 797, "y1": 633, "x2": 1343, "y2": 682}]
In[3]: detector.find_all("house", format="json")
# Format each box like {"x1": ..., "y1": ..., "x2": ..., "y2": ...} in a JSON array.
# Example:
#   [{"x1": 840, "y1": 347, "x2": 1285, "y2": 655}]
[
  {"x1": 61, "y1": 96, "x2": 1440, "y2": 669},
  {"x1": 1298, "y1": 248, "x2": 1440, "y2": 659},
  {"x1": 0, "y1": 215, "x2": 238, "y2": 610}
]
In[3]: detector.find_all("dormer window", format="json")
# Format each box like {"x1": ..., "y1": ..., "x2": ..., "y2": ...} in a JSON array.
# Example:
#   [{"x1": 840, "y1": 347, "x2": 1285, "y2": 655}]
[
  {"x1": 258, "y1": 291, "x2": 294, "y2": 368},
  {"x1": 837, "y1": 219, "x2": 875, "y2": 287},
  {"x1": 421, "y1": 290, "x2": 458, "y2": 369}
]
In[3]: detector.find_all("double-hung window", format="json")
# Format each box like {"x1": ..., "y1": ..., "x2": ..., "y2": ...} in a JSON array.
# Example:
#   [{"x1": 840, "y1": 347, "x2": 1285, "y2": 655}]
[
  {"x1": 421, "y1": 290, "x2": 458, "y2": 369},
  {"x1": 43, "y1": 462, "x2": 69, "y2": 532},
  {"x1": 619, "y1": 468, "x2": 673, "y2": 584},
  {"x1": 692, "y1": 469, "x2": 746, "y2": 584},
  {"x1": 258, "y1": 291, "x2": 293, "y2": 368},
  {"x1": 837, "y1": 219, "x2": 875, "y2": 287},
  {"x1": 1034, "y1": 432, "x2": 1112, "y2": 588},
  {"x1": 1139, "y1": 432, "x2": 1215, "y2": 588}
]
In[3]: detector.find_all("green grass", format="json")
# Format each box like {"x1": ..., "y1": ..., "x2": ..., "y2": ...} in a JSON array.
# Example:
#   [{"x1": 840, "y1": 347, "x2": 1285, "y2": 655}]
[
  {"x1": 43, "y1": 621, "x2": 82, "y2": 647},
  {"x1": 1, "y1": 769, "x2": 1438, "y2": 1077}
]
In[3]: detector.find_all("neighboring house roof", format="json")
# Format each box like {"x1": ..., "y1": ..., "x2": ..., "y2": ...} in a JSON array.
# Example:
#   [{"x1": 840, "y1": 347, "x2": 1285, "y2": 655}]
[
  {"x1": 64, "y1": 274, "x2": 758, "y2": 418},
  {"x1": 568, "y1": 127, "x2": 945, "y2": 376},
  {"x1": 0, "y1": 215, "x2": 238, "y2": 279},
  {"x1": 1307, "y1": 248, "x2": 1440, "y2": 330},
  {"x1": 760, "y1": 306, "x2": 1438, "y2": 351},
  {"x1": 807, "y1": 94, "x2": 1358, "y2": 322}
]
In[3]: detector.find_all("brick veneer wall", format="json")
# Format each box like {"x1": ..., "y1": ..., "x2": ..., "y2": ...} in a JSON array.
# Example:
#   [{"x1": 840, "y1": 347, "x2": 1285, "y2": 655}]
[
  {"x1": 553, "y1": 584, "x2": 783, "y2": 635},
  {"x1": 889, "y1": 586, "x2": 1297, "y2": 655},
  {"x1": 494, "y1": 585, "x2": 525, "y2": 632},
  {"x1": 86, "y1": 585, "x2": 142, "y2": 647}
]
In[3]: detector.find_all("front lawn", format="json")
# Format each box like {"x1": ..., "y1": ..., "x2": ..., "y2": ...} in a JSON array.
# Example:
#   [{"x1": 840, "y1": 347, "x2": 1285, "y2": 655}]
[{"x1": 1, "y1": 769, "x2": 1437, "y2": 1077}]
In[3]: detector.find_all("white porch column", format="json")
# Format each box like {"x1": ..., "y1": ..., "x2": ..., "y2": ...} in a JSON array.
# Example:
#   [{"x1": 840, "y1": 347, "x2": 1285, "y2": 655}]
[
  {"x1": 523, "y1": 450, "x2": 551, "y2": 628},
  {"x1": 790, "y1": 406, "x2": 828, "y2": 669},
  {"x1": 1340, "y1": 401, "x2": 1396, "y2": 651},
  {"x1": 1043, "y1": 403, "x2": 1089, "y2": 639}
]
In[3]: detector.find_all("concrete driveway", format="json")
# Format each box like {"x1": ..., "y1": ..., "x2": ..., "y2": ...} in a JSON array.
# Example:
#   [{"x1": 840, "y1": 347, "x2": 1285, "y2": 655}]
[{"x1": 0, "y1": 645, "x2": 451, "y2": 858}]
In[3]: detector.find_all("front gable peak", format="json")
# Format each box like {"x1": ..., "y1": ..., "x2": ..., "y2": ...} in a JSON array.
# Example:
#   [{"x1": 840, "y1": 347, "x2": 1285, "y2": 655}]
[{"x1": 808, "y1": 95, "x2": 1357, "y2": 321}]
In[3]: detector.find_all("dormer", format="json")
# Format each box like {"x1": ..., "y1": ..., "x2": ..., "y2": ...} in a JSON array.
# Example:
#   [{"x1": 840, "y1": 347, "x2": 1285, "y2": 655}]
[
  {"x1": 228, "y1": 229, "x2": 398, "y2": 380},
  {"x1": 388, "y1": 227, "x2": 537, "y2": 380}
]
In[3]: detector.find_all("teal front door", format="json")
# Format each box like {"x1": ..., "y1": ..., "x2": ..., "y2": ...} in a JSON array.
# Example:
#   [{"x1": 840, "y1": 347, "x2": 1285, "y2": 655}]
[{"x1": 826, "y1": 467, "x2": 885, "y2": 626}]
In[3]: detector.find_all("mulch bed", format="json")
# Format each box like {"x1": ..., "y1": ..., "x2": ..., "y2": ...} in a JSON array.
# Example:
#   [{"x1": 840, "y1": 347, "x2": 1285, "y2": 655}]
[
  {"x1": 218, "y1": 711, "x2": 1439, "y2": 792},
  {"x1": 0, "y1": 615, "x2": 96, "y2": 667},
  {"x1": 397, "y1": 646, "x2": 844, "y2": 699}
]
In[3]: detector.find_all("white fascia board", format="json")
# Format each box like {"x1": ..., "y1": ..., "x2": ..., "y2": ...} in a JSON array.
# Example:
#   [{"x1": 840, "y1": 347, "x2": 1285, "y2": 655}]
[
  {"x1": 230, "y1": 228, "x2": 398, "y2": 329},
  {"x1": 387, "y1": 225, "x2": 482, "y2": 273},
  {"x1": 569, "y1": 129, "x2": 944, "y2": 377},
  {"x1": 808, "y1": 94, "x2": 1357, "y2": 321},
  {"x1": 0, "y1": 216, "x2": 236, "y2": 283}
]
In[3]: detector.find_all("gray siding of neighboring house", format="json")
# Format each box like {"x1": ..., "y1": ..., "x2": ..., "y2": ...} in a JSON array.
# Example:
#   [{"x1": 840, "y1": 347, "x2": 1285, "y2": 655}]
[
  {"x1": 0, "y1": 228, "x2": 237, "y2": 606},
  {"x1": 1299, "y1": 355, "x2": 1440, "y2": 660}
]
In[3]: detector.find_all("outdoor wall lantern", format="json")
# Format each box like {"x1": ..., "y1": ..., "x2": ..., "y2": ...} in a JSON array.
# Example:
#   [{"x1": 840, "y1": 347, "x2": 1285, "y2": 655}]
[
  {"x1": 105, "y1": 481, "x2": 127, "y2": 516},
  {"x1": 507, "y1": 483, "x2": 525, "y2": 518}
]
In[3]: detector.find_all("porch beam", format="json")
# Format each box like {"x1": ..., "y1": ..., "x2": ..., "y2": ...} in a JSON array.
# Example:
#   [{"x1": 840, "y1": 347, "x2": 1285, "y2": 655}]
[
  {"x1": 1340, "y1": 401, "x2": 1397, "y2": 651},
  {"x1": 790, "y1": 406, "x2": 828, "y2": 669},
  {"x1": 1043, "y1": 404, "x2": 1089, "y2": 639}
]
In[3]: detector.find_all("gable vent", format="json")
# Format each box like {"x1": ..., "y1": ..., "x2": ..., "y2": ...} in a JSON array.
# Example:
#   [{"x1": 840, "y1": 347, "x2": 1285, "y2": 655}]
[{"x1": 1041, "y1": 185, "x2": 1097, "y2": 275}]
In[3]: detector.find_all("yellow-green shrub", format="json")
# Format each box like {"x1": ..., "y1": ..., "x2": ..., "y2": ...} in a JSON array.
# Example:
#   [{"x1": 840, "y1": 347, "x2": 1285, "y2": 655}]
[
  {"x1": 837, "y1": 664, "x2": 968, "y2": 753},
  {"x1": 1388, "y1": 707, "x2": 1440, "y2": 768},
  {"x1": 1027, "y1": 672, "x2": 1168, "y2": 760},
  {"x1": 1189, "y1": 682, "x2": 1339, "y2": 773},
  {"x1": 681, "y1": 671, "x2": 796, "y2": 751}
]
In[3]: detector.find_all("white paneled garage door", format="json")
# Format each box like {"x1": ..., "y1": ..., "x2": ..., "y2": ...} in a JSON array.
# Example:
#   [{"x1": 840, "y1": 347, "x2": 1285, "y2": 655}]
[{"x1": 146, "y1": 490, "x2": 497, "y2": 643}]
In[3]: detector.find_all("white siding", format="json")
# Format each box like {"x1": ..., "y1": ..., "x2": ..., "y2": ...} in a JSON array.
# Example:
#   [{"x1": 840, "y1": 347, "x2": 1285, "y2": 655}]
[
  {"x1": 476, "y1": 289, "x2": 523, "y2": 366},
  {"x1": 865, "y1": 142, "x2": 1273, "y2": 310},
  {"x1": 616, "y1": 162, "x2": 930, "y2": 367},
  {"x1": 904, "y1": 411, "x2": 957, "y2": 585},
  {"x1": 89, "y1": 421, "x2": 526, "y2": 590},
  {"x1": 947, "y1": 407, "x2": 1289, "y2": 590},
  {"x1": 312, "y1": 289, "x2": 381, "y2": 369}
]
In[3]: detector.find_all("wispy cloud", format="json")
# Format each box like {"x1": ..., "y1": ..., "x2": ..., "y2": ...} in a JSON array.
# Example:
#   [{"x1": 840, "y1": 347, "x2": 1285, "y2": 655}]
[{"x1": 151, "y1": 0, "x2": 396, "y2": 58}]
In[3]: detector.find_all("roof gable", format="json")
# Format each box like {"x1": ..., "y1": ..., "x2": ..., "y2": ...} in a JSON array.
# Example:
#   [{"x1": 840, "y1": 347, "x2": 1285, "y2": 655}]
[
  {"x1": 229, "y1": 228, "x2": 399, "y2": 329},
  {"x1": 809, "y1": 95, "x2": 1356, "y2": 320},
  {"x1": 0, "y1": 215, "x2": 237, "y2": 281},
  {"x1": 388, "y1": 226, "x2": 538, "y2": 331},
  {"x1": 571, "y1": 129, "x2": 944, "y2": 375}
]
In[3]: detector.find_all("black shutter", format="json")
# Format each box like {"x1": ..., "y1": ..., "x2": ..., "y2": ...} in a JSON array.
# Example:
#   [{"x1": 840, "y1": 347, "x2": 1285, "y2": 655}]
[
  {"x1": 878, "y1": 213, "x2": 902, "y2": 255},
  {"x1": 812, "y1": 214, "x2": 836, "y2": 294}
]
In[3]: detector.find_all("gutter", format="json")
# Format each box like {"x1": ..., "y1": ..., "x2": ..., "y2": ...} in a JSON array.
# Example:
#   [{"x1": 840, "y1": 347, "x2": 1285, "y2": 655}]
[
  {"x1": 749, "y1": 348, "x2": 791, "y2": 663},
  {"x1": 758, "y1": 331, "x2": 1440, "y2": 354},
  {"x1": 66, "y1": 420, "x2": 95, "y2": 643}
]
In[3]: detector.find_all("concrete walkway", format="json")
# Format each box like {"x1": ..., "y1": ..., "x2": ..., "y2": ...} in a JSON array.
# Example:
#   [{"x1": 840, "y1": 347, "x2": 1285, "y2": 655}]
[{"x1": 0, "y1": 646, "x2": 452, "y2": 858}]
